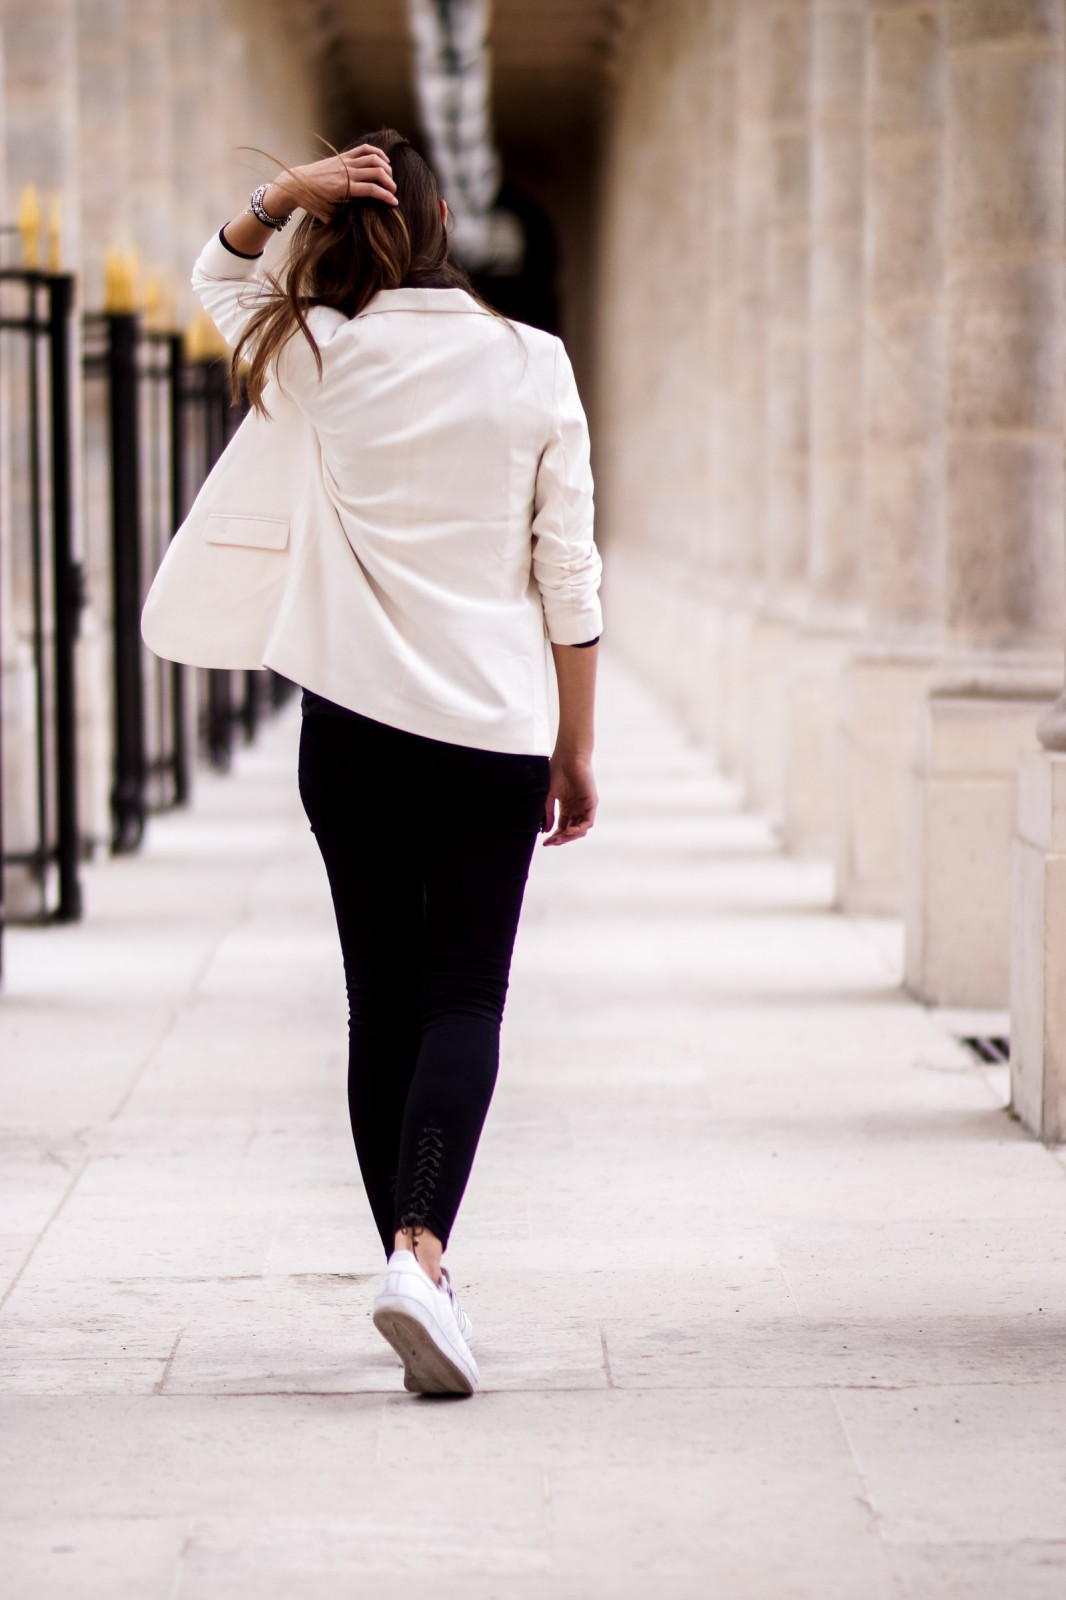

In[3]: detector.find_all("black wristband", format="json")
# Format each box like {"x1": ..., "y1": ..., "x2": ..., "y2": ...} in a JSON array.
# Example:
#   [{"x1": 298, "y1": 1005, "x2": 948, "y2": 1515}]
[{"x1": 218, "y1": 226, "x2": 263, "y2": 261}]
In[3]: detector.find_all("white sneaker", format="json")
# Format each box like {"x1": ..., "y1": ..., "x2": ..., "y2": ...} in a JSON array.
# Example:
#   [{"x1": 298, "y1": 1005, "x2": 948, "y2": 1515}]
[
  {"x1": 372, "y1": 1250, "x2": 479, "y2": 1396},
  {"x1": 439, "y1": 1265, "x2": 475, "y2": 1346}
]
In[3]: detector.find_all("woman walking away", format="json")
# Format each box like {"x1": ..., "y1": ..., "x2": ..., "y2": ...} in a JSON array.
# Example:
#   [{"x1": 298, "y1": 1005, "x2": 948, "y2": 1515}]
[{"x1": 142, "y1": 133, "x2": 602, "y2": 1397}]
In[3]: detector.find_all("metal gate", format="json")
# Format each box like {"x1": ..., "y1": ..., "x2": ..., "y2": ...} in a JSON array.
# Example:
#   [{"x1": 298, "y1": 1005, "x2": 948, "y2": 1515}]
[
  {"x1": 83, "y1": 312, "x2": 192, "y2": 852},
  {"x1": 0, "y1": 265, "x2": 83, "y2": 975},
  {"x1": 82, "y1": 318, "x2": 293, "y2": 851}
]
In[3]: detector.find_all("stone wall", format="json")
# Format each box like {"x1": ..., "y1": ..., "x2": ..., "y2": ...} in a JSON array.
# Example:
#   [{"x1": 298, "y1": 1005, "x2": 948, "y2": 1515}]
[{"x1": 592, "y1": 0, "x2": 1066, "y2": 1090}]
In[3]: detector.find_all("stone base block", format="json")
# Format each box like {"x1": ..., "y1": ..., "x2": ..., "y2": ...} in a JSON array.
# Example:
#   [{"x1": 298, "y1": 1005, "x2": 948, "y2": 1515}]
[
  {"x1": 719, "y1": 608, "x2": 753, "y2": 779},
  {"x1": 781, "y1": 631, "x2": 850, "y2": 859},
  {"x1": 744, "y1": 615, "x2": 793, "y2": 820},
  {"x1": 1010, "y1": 751, "x2": 1066, "y2": 1143},
  {"x1": 836, "y1": 652, "x2": 934, "y2": 914},
  {"x1": 600, "y1": 549, "x2": 681, "y2": 728},
  {"x1": 669, "y1": 586, "x2": 721, "y2": 748},
  {"x1": 905, "y1": 689, "x2": 1051, "y2": 1009},
  {"x1": 601, "y1": 549, "x2": 730, "y2": 758}
]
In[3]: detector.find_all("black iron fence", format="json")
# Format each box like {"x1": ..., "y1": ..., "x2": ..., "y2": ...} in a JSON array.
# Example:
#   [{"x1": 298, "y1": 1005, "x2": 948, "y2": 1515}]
[
  {"x1": 82, "y1": 315, "x2": 296, "y2": 855},
  {"x1": 83, "y1": 312, "x2": 190, "y2": 850},
  {"x1": 0, "y1": 266, "x2": 83, "y2": 976},
  {"x1": 1, "y1": 288, "x2": 295, "y2": 980},
  {"x1": 177, "y1": 351, "x2": 273, "y2": 772}
]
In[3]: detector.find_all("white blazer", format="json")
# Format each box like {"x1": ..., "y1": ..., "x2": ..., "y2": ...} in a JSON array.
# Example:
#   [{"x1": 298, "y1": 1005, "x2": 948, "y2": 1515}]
[{"x1": 141, "y1": 232, "x2": 603, "y2": 755}]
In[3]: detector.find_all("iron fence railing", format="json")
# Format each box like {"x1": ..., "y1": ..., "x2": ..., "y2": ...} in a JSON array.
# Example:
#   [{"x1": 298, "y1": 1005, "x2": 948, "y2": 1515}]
[
  {"x1": 2, "y1": 287, "x2": 296, "y2": 982},
  {"x1": 0, "y1": 266, "x2": 83, "y2": 976},
  {"x1": 179, "y1": 355, "x2": 295, "y2": 769},
  {"x1": 83, "y1": 313, "x2": 193, "y2": 850},
  {"x1": 82, "y1": 320, "x2": 295, "y2": 848}
]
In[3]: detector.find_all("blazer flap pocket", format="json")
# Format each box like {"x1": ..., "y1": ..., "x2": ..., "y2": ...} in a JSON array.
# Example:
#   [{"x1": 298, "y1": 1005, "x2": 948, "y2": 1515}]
[{"x1": 205, "y1": 513, "x2": 290, "y2": 551}]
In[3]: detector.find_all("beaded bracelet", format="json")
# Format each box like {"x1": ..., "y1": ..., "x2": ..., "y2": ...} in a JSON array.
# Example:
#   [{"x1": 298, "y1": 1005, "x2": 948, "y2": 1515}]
[{"x1": 247, "y1": 182, "x2": 293, "y2": 231}]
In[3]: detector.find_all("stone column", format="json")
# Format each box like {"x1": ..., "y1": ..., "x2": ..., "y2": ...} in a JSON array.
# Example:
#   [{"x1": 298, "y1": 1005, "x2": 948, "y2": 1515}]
[
  {"x1": 129, "y1": 0, "x2": 174, "y2": 290},
  {"x1": 746, "y1": 0, "x2": 812, "y2": 815},
  {"x1": 720, "y1": 0, "x2": 772, "y2": 777},
  {"x1": 905, "y1": 1, "x2": 1064, "y2": 1007},
  {"x1": 3, "y1": 0, "x2": 82, "y2": 270},
  {"x1": 836, "y1": 0, "x2": 947, "y2": 913},
  {"x1": 583, "y1": 0, "x2": 717, "y2": 723},
  {"x1": 655, "y1": 0, "x2": 714, "y2": 741},
  {"x1": 764, "y1": 0, "x2": 813, "y2": 608},
  {"x1": 169, "y1": 0, "x2": 212, "y2": 320},
  {"x1": 704, "y1": 0, "x2": 739, "y2": 756},
  {"x1": 780, "y1": 0, "x2": 864, "y2": 856},
  {"x1": 78, "y1": 0, "x2": 133, "y2": 308}
]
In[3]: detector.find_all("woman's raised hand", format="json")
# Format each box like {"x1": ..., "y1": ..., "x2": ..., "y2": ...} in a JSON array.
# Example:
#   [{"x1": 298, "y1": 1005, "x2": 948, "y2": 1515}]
[{"x1": 266, "y1": 146, "x2": 399, "y2": 223}]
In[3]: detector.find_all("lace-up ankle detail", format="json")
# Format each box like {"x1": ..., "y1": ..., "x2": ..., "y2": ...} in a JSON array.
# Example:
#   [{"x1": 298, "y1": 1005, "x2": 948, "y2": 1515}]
[{"x1": 397, "y1": 1124, "x2": 444, "y2": 1238}]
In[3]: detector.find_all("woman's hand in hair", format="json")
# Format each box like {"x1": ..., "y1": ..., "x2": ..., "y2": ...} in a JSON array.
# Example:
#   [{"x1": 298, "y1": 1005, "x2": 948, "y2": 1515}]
[{"x1": 265, "y1": 146, "x2": 399, "y2": 223}]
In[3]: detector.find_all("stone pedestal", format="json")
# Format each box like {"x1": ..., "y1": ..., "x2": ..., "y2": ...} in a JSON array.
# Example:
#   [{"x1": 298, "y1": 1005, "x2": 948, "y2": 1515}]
[
  {"x1": 781, "y1": 629, "x2": 849, "y2": 856},
  {"x1": 905, "y1": 687, "x2": 1055, "y2": 1008},
  {"x1": 680, "y1": 590, "x2": 724, "y2": 753},
  {"x1": 836, "y1": 650, "x2": 933, "y2": 913},
  {"x1": 719, "y1": 605, "x2": 753, "y2": 780},
  {"x1": 1011, "y1": 751, "x2": 1066, "y2": 1143},
  {"x1": 745, "y1": 613, "x2": 792, "y2": 818}
]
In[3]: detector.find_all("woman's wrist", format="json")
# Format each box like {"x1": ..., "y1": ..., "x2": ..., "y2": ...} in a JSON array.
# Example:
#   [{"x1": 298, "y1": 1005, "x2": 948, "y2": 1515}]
[
  {"x1": 263, "y1": 177, "x2": 294, "y2": 217},
  {"x1": 552, "y1": 740, "x2": 594, "y2": 763}
]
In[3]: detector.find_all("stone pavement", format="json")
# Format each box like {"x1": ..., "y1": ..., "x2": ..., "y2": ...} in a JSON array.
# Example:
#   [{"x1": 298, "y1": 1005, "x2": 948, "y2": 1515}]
[{"x1": 2, "y1": 654, "x2": 1066, "y2": 1599}]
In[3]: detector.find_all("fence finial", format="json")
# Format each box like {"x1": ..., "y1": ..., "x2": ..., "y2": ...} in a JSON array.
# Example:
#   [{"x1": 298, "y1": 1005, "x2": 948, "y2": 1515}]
[
  {"x1": 47, "y1": 195, "x2": 61, "y2": 272},
  {"x1": 105, "y1": 248, "x2": 139, "y2": 313},
  {"x1": 18, "y1": 185, "x2": 41, "y2": 268}
]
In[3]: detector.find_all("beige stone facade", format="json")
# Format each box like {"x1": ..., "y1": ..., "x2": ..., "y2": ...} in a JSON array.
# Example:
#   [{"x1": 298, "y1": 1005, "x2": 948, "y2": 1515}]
[{"x1": 593, "y1": 0, "x2": 1066, "y2": 1138}]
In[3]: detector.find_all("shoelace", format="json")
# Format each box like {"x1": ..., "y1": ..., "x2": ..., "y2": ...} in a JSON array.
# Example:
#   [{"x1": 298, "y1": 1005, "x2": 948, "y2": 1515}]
[{"x1": 438, "y1": 1266, "x2": 474, "y2": 1344}]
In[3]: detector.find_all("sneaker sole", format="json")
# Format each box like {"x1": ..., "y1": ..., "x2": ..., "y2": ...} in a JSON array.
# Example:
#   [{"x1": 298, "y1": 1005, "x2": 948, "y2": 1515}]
[{"x1": 372, "y1": 1301, "x2": 477, "y2": 1397}]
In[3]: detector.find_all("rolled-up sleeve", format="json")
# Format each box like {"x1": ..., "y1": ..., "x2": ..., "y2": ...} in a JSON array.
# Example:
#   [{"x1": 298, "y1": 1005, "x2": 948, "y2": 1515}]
[
  {"x1": 191, "y1": 231, "x2": 273, "y2": 350},
  {"x1": 531, "y1": 340, "x2": 603, "y2": 645}
]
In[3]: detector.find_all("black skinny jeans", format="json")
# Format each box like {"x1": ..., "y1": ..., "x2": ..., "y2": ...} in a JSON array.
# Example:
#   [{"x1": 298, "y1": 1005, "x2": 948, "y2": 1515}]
[{"x1": 298, "y1": 706, "x2": 550, "y2": 1255}]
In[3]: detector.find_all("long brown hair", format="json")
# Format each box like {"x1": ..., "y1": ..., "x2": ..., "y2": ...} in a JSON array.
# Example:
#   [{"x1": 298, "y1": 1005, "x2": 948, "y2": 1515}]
[{"x1": 233, "y1": 130, "x2": 476, "y2": 414}]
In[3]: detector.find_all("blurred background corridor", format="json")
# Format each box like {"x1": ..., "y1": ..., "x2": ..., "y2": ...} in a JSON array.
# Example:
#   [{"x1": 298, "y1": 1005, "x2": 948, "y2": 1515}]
[
  {"x1": 4, "y1": 0, "x2": 1066, "y2": 1131},
  {"x1": 4, "y1": 4, "x2": 1066, "y2": 1595}
]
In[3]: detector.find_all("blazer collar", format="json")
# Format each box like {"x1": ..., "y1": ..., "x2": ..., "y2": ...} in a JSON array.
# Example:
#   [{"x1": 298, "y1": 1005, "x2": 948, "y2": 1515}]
[{"x1": 357, "y1": 287, "x2": 492, "y2": 318}]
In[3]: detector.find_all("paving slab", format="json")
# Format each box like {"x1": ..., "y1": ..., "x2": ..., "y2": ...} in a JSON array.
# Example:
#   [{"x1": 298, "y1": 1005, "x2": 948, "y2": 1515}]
[{"x1": 2, "y1": 655, "x2": 1066, "y2": 1597}]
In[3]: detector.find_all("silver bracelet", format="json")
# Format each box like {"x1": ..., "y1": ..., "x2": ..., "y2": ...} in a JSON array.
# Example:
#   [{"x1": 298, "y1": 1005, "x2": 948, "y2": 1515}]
[{"x1": 248, "y1": 182, "x2": 293, "y2": 231}]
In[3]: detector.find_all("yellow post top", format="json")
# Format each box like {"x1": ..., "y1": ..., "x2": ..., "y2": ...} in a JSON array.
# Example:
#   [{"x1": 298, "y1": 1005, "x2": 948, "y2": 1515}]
[
  {"x1": 184, "y1": 309, "x2": 230, "y2": 363},
  {"x1": 104, "y1": 247, "x2": 140, "y2": 313},
  {"x1": 47, "y1": 196, "x2": 62, "y2": 273},
  {"x1": 18, "y1": 185, "x2": 41, "y2": 269},
  {"x1": 143, "y1": 275, "x2": 162, "y2": 331}
]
